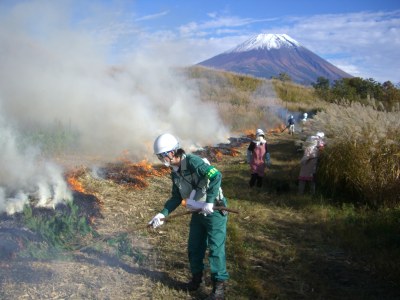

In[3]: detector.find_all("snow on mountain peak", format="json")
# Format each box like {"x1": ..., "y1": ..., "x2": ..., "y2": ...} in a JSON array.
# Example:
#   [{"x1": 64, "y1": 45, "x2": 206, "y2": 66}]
[{"x1": 227, "y1": 33, "x2": 300, "y2": 53}]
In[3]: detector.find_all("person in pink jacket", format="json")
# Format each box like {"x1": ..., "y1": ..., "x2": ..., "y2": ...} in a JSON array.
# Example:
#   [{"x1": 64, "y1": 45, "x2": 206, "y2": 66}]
[{"x1": 247, "y1": 129, "x2": 270, "y2": 188}]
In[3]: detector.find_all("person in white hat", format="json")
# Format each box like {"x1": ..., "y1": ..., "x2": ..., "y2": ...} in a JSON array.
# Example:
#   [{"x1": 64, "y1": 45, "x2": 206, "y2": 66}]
[
  {"x1": 247, "y1": 129, "x2": 270, "y2": 188},
  {"x1": 287, "y1": 115, "x2": 295, "y2": 135},
  {"x1": 149, "y1": 133, "x2": 229, "y2": 299},
  {"x1": 298, "y1": 133, "x2": 325, "y2": 194},
  {"x1": 301, "y1": 113, "x2": 308, "y2": 132}
]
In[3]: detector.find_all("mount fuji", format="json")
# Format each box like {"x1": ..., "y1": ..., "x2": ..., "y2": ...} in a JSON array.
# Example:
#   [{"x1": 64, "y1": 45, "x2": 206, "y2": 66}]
[{"x1": 197, "y1": 33, "x2": 353, "y2": 85}]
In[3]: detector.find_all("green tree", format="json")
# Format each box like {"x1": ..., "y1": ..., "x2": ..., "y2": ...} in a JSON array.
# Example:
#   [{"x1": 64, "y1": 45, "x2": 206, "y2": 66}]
[
  {"x1": 312, "y1": 77, "x2": 331, "y2": 100},
  {"x1": 313, "y1": 76, "x2": 330, "y2": 90},
  {"x1": 331, "y1": 79, "x2": 357, "y2": 102},
  {"x1": 364, "y1": 78, "x2": 383, "y2": 100},
  {"x1": 278, "y1": 72, "x2": 292, "y2": 82},
  {"x1": 381, "y1": 81, "x2": 400, "y2": 110}
]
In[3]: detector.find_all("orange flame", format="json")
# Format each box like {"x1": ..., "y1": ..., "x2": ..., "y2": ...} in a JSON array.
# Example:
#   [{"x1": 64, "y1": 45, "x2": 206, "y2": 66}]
[
  {"x1": 268, "y1": 123, "x2": 286, "y2": 134},
  {"x1": 67, "y1": 176, "x2": 85, "y2": 193},
  {"x1": 105, "y1": 159, "x2": 169, "y2": 190},
  {"x1": 243, "y1": 129, "x2": 254, "y2": 137},
  {"x1": 215, "y1": 149, "x2": 223, "y2": 161},
  {"x1": 230, "y1": 148, "x2": 240, "y2": 157}
]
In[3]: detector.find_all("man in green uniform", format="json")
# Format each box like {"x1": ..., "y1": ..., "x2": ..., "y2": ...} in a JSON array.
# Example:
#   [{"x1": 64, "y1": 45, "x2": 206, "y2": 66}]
[{"x1": 149, "y1": 133, "x2": 229, "y2": 299}]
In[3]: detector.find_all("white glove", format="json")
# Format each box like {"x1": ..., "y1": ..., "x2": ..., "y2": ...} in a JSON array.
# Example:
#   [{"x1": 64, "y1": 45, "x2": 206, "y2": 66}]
[
  {"x1": 186, "y1": 199, "x2": 205, "y2": 211},
  {"x1": 201, "y1": 203, "x2": 214, "y2": 215},
  {"x1": 149, "y1": 213, "x2": 165, "y2": 228}
]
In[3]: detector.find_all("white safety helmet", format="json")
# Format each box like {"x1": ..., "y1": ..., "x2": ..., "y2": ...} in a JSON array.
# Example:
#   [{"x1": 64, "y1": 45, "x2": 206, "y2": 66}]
[
  {"x1": 316, "y1": 132, "x2": 325, "y2": 138},
  {"x1": 256, "y1": 128, "x2": 265, "y2": 137},
  {"x1": 153, "y1": 133, "x2": 180, "y2": 155},
  {"x1": 290, "y1": 115, "x2": 294, "y2": 118},
  {"x1": 303, "y1": 113, "x2": 308, "y2": 118}
]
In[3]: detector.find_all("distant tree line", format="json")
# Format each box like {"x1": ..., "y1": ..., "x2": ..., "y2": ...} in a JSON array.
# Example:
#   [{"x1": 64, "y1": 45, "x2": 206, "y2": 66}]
[
  {"x1": 271, "y1": 72, "x2": 292, "y2": 82},
  {"x1": 312, "y1": 76, "x2": 400, "y2": 111}
]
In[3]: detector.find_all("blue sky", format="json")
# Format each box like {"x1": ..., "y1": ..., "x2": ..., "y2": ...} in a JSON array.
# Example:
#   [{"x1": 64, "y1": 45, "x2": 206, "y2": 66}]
[{"x1": 1, "y1": 0, "x2": 399, "y2": 83}]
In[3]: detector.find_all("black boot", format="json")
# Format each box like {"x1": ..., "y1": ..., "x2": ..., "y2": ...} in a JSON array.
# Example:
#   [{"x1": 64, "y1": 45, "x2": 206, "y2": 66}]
[
  {"x1": 256, "y1": 175, "x2": 263, "y2": 187},
  {"x1": 249, "y1": 174, "x2": 257, "y2": 187},
  {"x1": 187, "y1": 272, "x2": 203, "y2": 291},
  {"x1": 207, "y1": 281, "x2": 225, "y2": 299}
]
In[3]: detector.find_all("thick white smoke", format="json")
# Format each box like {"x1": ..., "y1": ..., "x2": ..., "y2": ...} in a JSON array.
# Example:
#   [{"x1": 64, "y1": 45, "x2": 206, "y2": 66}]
[
  {"x1": 0, "y1": 109, "x2": 72, "y2": 214},
  {"x1": 0, "y1": 1, "x2": 229, "y2": 213}
]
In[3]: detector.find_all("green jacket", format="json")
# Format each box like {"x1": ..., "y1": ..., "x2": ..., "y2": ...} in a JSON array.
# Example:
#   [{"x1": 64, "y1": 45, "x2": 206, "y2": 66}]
[{"x1": 160, "y1": 154, "x2": 223, "y2": 217}]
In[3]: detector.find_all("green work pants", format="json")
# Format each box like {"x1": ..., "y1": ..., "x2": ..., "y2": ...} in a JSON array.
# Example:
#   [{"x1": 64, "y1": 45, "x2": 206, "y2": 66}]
[{"x1": 188, "y1": 209, "x2": 229, "y2": 282}]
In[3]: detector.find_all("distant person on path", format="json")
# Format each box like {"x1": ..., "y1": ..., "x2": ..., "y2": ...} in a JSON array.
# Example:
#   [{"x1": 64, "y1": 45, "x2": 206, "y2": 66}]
[
  {"x1": 247, "y1": 129, "x2": 270, "y2": 188},
  {"x1": 298, "y1": 132, "x2": 325, "y2": 195},
  {"x1": 301, "y1": 113, "x2": 308, "y2": 132},
  {"x1": 288, "y1": 115, "x2": 295, "y2": 135},
  {"x1": 148, "y1": 133, "x2": 229, "y2": 299}
]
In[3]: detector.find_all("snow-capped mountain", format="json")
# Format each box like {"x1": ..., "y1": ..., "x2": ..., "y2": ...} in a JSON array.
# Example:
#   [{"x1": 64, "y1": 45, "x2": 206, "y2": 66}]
[
  {"x1": 227, "y1": 33, "x2": 300, "y2": 52},
  {"x1": 197, "y1": 33, "x2": 352, "y2": 85}
]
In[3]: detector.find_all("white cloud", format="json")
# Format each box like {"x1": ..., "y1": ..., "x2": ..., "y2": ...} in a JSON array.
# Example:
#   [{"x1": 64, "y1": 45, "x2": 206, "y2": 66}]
[
  {"x1": 135, "y1": 10, "x2": 169, "y2": 22},
  {"x1": 178, "y1": 14, "x2": 276, "y2": 37}
]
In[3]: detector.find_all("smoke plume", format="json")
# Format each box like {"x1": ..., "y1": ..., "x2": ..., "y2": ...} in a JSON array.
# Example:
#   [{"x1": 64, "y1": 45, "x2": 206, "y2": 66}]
[
  {"x1": 0, "y1": 1, "x2": 228, "y2": 213},
  {"x1": 0, "y1": 108, "x2": 72, "y2": 214}
]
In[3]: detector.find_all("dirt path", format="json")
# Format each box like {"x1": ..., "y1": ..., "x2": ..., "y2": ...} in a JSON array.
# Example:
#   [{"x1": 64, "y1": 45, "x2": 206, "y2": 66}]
[{"x1": 1, "y1": 134, "x2": 399, "y2": 299}]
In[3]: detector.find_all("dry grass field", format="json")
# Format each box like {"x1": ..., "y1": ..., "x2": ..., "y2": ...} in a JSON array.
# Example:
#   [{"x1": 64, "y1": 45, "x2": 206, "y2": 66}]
[
  {"x1": 1, "y1": 132, "x2": 399, "y2": 300},
  {"x1": 1, "y1": 69, "x2": 399, "y2": 299}
]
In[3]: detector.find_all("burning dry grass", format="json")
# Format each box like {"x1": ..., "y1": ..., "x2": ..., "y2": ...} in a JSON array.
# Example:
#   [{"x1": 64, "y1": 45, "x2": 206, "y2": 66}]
[
  {"x1": 102, "y1": 160, "x2": 170, "y2": 190},
  {"x1": 244, "y1": 123, "x2": 288, "y2": 138},
  {"x1": 268, "y1": 123, "x2": 288, "y2": 134},
  {"x1": 67, "y1": 171, "x2": 86, "y2": 193},
  {"x1": 66, "y1": 159, "x2": 170, "y2": 197},
  {"x1": 194, "y1": 146, "x2": 241, "y2": 162}
]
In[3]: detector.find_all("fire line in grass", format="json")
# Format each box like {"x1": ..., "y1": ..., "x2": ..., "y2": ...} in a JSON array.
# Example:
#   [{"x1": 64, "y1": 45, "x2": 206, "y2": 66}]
[
  {"x1": 104, "y1": 159, "x2": 170, "y2": 189},
  {"x1": 67, "y1": 142, "x2": 244, "y2": 193}
]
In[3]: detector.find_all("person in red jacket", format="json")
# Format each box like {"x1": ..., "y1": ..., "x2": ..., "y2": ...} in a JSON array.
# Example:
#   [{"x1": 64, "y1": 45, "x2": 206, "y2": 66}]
[{"x1": 247, "y1": 129, "x2": 270, "y2": 188}]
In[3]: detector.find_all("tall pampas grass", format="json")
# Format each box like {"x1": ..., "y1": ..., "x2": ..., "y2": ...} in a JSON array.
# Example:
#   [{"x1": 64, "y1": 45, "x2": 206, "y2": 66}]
[{"x1": 313, "y1": 102, "x2": 400, "y2": 207}]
